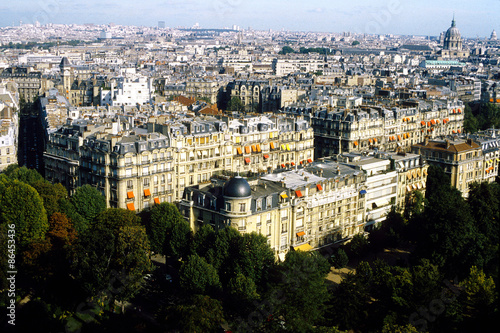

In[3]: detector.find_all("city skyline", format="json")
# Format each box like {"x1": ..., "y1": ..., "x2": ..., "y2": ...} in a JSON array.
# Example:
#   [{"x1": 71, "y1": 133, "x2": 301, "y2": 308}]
[{"x1": 2, "y1": 0, "x2": 498, "y2": 38}]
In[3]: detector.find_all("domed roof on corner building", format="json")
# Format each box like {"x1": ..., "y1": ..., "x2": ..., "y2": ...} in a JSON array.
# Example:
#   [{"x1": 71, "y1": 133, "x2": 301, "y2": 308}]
[{"x1": 224, "y1": 176, "x2": 251, "y2": 198}]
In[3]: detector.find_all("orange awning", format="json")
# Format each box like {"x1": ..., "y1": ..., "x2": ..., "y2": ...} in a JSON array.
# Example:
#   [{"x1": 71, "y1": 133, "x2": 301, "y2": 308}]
[
  {"x1": 452, "y1": 109, "x2": 456, "y2": 113},
  {"x1": 237, "y1": 147, "x2": 242, "y2": 155},
  {"x1": 458, "y1": 129, "x2": 461, "y2": 133},
  {"x1": 353, "y1": 141, "x2": 358, "y2": 146},
  {"x1": 368, "y1": 139, "x2": 372, "y2": 144},
  {"x1": 263, "y1": 154, "x2": 269, "y2": 159},
  {"x1": 127, "y1": 203, "x2": 135, "y2": 211},
  {"x1": 421, "y1": 121, "x2": 426, "y2": 126},
  {"x1": 458, "y1": 108, "x2": 462, "y2": 113},
  {"x1": 373, "y1": 138, "x2": 377, "y2": 143},
  {"x1": 154, "y1": 198, "x2": 160, "y2": 204},
  {"x1": 431, "y1": 119, "x2": 436, "y2": 125},
  {"x1": 251, "y1": 145, "x2": 256, "y2": 152},
  {"x1": 452, "y1": 130, "x2": 456, "y2": 134},
  {"x1": 296, "y1": 231, "x2": 306, "y2": 237},
  {"x1": 245, "y1": 157, "x2": 251, "y2": 164},
  {"x1": 281, "y1": 164, "x2": 285, "y2": 168},
  {"x1": 270, "y1": 142, "x2": 275, "y2": 149},
  {"x1": 295, "y1": 190, "x2": 303, "y2": 198},
  {"x1": 256, "y1": 144, "x2": 261, "y2": 152},
  {"x1": 307, "y1": 159, "x2": 313, "y2": 163},
  {"x1": 127, "y1": 191, "x2": 134, "y2": 199},
  {"x1": 427, "y1": 121, "x2": 431, "y2": 126},
  {"x1": 397, "y1": 135, "x2": 402, "y2": 141},
  {"x1": 245, "y1": 146, "x2": 251, "y2": 154},
  {"x1": 144, "y1": 189, "x2": 151, "y2": 197},
  {"x1": 291, "y1": 162, "x2": 295, "y2": 166},
  {"x1": 317, "y1": 184, "x2": 323, "y2": 191}
]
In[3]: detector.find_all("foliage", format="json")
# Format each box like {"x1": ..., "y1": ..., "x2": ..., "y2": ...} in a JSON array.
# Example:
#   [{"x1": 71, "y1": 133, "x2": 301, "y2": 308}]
[
  {"x1": 227, "y1": 96, "x2": 244, "y2": 112},
  {"x1": 227, "y1": 272, "x2": 259, "y2": 304},
  {"x1": 0, "y1": 176, "x2": 49, "y2": 247},
  {"x1": 329, "y1": 248, "x2": 349, "y2": 269},
  {"x1": 411, "y1": 181, "x2": 487, "y2": 279},
  {"x1": 71, "y1": 184, "x2": 106, "y2": 224},
  {"x1": 351, "y1": 40, "x2": 360, "y2": 46},
  {"x1": 464, "y1": 103, "x2": 500, "y2": 133},
  {"x1": 166, "y1": 295, "x2": 224, "y2": 333},
  {"x1": 31, "y1": 181, "x2": 69, "y2": 219},
  {"x1": 267, "y1": 251, "x2": 330, "y2": 332},
  {"x1": 348, "y1": 233, "x2": 369, "y2": 257},
  {"x1": 179, "y1": 254, "x2": 221, "y2": 294},
  {"x1": 72, "y1": 209, "x2": 151, "y2": 301},
  {"x1": 1, "y1": 164, "x2": 44, "y2": 184},
  {"x1": 279, "y1": 45, "x2": 295, "y2": 54},
  {"x1": 148, "y1": 202, "x2": 192, "y2": 259}
]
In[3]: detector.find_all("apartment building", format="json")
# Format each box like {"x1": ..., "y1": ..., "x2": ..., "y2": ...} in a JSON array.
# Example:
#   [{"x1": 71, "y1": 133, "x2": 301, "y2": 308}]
[
  {"x1": 411, "y1": 136, "x2": 485, "y2": 198},
  {"x1": 0, "y1": 67, "x2": 42, "y2": 103},
  {"x1": 283, "y1": 98, "x2": 465, "y2": 158},
  {"x1": 180, "y1": 161, "x2": 366, "y2": 259},
  {"x1": 0, "y1": 82, "x2": 19, "y2": 171},
  {"x1": 44, "y1": 113, "x2": 315, "y2": 209},
  {"x1": 185, "y1": 78, "x2": 221, "y2": 104}
]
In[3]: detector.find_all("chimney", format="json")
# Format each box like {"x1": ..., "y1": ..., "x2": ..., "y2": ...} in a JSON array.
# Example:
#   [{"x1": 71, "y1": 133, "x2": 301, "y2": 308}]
[
  {"x1": 467, "y1": 138, "x2": 473, "y2": 146},
  {"x1": 445, "y1": 139, "x2": 450, "y2": 149},
  {"x1": 424, "y1": 135, "x2": 429, "y2": 146}
]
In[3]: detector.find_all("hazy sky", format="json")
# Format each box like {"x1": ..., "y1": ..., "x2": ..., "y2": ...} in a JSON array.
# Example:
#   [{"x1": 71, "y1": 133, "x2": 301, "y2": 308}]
[{"x1": 2, "y1": 0, "x2": 498, "y2": 37}]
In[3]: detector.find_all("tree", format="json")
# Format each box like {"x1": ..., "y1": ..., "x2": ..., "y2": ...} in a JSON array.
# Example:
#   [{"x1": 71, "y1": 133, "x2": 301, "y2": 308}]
[
  {"x1": 179, "y1": 254, "x2": 221, "y2": 294},
  {"x1": 226, "y1": 232, "x2": 275, "y2": 289},
  {"x1": 348, "y1": 233, "x2": 369, "y2": 257},
  {"x1": 1, "y1": 164, "x2": 44, "y2": 185},
  {"x1": 31, "y1": 180, "x2": 69, "y2": 219},
  {"x1": 191, "y1": 223, "x2": 216, "y2": 258},
  {"x1": 148, "y1": 202, "x2": 192, "y2": 259},
  {"x1": 411, "y1": 183, "x2": 485, "y2": 279},
  {"x1": 329, "y1": 248, "x2": 349, "y2": 269},
  {"x1": 279, "y1": 46, "x2": 295, "y2": 54},
  {"x1": 268, "y1": 251, "x2": 330, "y2": 332},
  {"x1": 227, "y1": 96, "x2": 244, "y2": 112},
  {"x1": 0, "y1": 176, "x2": 49, "y2": 247},
  {"x1": 70, "y1": 184, "x2": 106, "y2": 223},
  {"x1": 460, "y1": 266, "x2": 497, "y2": 319},
  {"x1": 228, "y1": 272, "x2": 259, "y2": 303},
  {"x1": 352, "y1": 40, "x2": 360, "y2": 46},
  {"x1": 328, "y1": 273, "x2": 370, "y2": 330},
  {"x1": 166, "y1": 295, "x2": 224, "y2": 333},
  {"x1": 72, "y1": 208, "x2": 151, "y2": 301}
]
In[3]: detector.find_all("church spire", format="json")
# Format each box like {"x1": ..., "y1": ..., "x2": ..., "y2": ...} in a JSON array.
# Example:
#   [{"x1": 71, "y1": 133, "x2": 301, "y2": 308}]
[{"x1": 451, "y1": 13, "x2": 456, "y2": 27}]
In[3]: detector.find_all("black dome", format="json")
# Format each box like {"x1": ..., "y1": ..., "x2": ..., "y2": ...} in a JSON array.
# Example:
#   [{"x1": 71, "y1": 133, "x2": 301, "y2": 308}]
[{"x1": 224, "y1": 176, "x2": 251, "y2": 198}]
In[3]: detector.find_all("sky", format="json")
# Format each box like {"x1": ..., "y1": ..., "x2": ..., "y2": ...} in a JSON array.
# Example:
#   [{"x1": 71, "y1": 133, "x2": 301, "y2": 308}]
[{"x1": 1, "y1": 0, "x2": 499, "y2": 38}]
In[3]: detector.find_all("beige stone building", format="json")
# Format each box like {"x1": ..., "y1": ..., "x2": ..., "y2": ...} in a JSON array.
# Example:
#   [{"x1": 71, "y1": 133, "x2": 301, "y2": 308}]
[
  {"x1": 44, "y1": 114, "x2": 315, "y2": 210},
  {"x1": 411, "y1": 137, "x2": 484, "y2": 197},
  {"x1": 180, "y1": 162, "x2": 367, "y2": 259},
  {"x1": 284, "y1": 98, "x2": 465, "y2": 158}
]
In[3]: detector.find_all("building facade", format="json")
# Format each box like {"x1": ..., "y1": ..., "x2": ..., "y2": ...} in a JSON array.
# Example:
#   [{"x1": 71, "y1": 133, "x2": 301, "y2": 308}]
[{"x1": 283, "y1": 99, "x2": 465, "y2": 158}]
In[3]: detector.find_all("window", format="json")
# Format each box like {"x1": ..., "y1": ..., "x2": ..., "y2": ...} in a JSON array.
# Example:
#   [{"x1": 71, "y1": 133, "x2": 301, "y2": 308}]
[
  {"x1": 296, "y1": 218, "x2": 303, "y2": 228},
  {"x1": 239, "y1": 203, "x2": 246, "y2": 212},
  {"x1": 126, "y1": 168, "x2": 132, "y2": 177},
  {"x1": 143, "y1": 178, "x2": 149, "y2": 187},
  {"x1": 127, "y1": 180, "x2": 133, "y2": 189},
  {"x1": 226, "y1": 202, "x2": 232, "y2": 211},
  {"x1": 256, "y1": 198, "x2": 262, "y2": 210}
]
